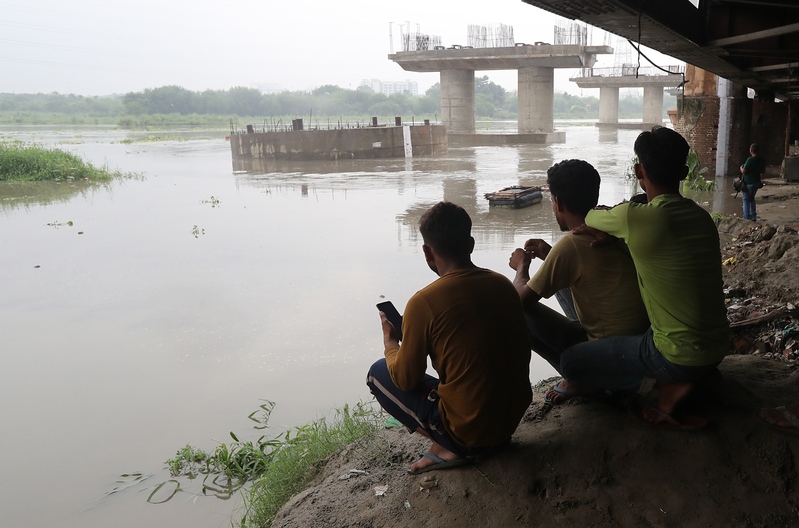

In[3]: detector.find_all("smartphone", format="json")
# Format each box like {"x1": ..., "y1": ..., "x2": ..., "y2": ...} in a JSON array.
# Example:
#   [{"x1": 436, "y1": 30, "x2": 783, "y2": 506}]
[{"x1": 376, "y1": 301, "x2": 403, "y2": 342}]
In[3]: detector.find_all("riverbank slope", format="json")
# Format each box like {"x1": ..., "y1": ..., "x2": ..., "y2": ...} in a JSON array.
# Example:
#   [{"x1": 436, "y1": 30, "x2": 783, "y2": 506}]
[{"x1": 272, "y1": 178, "x2": 799, "y2": 528}]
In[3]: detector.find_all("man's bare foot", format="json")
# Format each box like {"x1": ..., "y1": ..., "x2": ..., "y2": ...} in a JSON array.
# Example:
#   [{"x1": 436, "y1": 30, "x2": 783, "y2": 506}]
[
  {"x1": 544, "y1": 379, "x2": 599, "y2": 405},
  {"x1": 655, "y1": 380, "x2": 694, "y2": 415},
  {"x1": 760, "y1": 403, "x2": 799, "y2": 429},
  {"x1": 409, "y1": 441, "x2": 461, "y2": 473}
]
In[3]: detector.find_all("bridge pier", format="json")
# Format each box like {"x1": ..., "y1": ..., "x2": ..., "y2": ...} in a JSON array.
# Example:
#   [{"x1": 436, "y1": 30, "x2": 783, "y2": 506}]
[
  {"x1": 518, "y1": 66, "x2": 554, "y2": 133},
  {"x1": 598, "y1": 86, "x2": 619, "y2": 124},
  {"x1": 440, "y1": 69, "x2": 476, "y2": 133},
  {"x1": 642, "y1": 86, "x2": 664, "y2": 126}
]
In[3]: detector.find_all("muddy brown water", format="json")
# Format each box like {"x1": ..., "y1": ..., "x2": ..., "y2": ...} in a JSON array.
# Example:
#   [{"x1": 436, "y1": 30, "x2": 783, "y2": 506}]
[{"x1": 0, "y1": 123, "x2": 736, "y2": 527}]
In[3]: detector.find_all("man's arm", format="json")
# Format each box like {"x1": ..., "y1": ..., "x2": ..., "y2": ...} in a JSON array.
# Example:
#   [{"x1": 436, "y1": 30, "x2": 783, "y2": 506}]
[
  {"x1": 380, "y1": 297, "x2": 429, "y2": 391},
  {"x1": 508, "y1": 248, "x2": 542, "y2": 308}
]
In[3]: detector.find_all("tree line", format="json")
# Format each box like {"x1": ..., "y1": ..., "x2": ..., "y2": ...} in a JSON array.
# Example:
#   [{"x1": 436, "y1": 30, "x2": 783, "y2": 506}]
[{"x1": 0, "y1": 80, "x2": 671, "y2": 121}]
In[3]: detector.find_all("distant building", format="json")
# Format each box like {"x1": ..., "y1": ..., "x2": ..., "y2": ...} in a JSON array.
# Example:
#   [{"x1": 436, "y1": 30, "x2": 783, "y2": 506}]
[{"x1": 359, "y1": 79, "x2": 419, "y2": 96}]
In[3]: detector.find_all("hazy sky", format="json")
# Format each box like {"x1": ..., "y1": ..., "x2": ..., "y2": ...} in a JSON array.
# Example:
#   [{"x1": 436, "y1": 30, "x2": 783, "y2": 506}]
[{"x1": 0, "y1": 0, "x2": 679, "y2": 96}]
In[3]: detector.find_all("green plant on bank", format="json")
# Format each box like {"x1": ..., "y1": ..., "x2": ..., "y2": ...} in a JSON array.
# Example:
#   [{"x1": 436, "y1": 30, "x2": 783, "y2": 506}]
[
  {"x1": 0, "y1": 141, "x2": 119, "y2": 182},
  {"x1": 155, "y1": 400, "x2": 384, "y2": 527},
  {"x1": 623, "y1": 149, "x2": 715, "y2": 192},
  {"x1": 683, "y1": 149, "x2": 715, "y2": 191}
]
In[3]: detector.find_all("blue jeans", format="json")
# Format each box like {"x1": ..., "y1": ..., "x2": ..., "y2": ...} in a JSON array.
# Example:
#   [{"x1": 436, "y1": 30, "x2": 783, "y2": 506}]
[
  {"x1": 366, "y1": 358, "x2": 500, "y2": 458},
  {"x1": 560, "y1": 328, "x2": 720, "y2": 393},
  {"x1": 524, "y1": 300, "x2": 587, "y2": 374},
  {"x1": 742, "y1": 183, "x2": 759, "y2": 220}
]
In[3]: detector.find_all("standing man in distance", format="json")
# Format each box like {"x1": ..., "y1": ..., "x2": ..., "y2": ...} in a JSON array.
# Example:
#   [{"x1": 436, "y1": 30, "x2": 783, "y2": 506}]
[
  {"x1": 508, "y1": 159, "x2": 650, "y2": 403},
  {"x1": 740, "y1": 143, "x2": 766, "y2": 220},
  {"x1": 367, "y1": 201, "x2": 532, "y2": 474}
]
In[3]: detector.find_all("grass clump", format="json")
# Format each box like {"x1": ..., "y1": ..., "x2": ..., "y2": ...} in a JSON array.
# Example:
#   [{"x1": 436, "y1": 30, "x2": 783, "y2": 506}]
[
  {"x1": 158, "y1": 400, "x2": 384, "y2": 527},
  {"x1": 0, "y1": 141, "x2": 116, "y2": 182}
]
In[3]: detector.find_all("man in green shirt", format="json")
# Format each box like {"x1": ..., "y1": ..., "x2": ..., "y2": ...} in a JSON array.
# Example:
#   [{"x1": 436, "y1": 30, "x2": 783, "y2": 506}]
[{"x1": 566, "y1": 126, "x2": 730, "y2": 429}]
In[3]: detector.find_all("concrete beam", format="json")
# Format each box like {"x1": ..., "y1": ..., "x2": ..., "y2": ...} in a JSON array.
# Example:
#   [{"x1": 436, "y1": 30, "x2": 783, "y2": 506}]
[
  {"x1": 389, "y1": 45, "x2": 613, "y2": 72},
  {"x1": 440, "y1": 69, "x2": 475, "y2": 133}
]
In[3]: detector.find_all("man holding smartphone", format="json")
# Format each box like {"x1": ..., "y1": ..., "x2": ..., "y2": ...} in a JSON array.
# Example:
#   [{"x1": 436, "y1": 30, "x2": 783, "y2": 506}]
[{"x1": 367, "y1": 201, "x2": 532, "y2": 474}]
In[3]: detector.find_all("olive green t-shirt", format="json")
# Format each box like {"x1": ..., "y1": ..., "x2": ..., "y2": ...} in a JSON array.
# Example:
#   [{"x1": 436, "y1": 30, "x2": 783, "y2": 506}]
[
  {"x1": 585, "y1": 194, "x2": 730, "y2": 366},
  {"x1": 527, "y1": 233, "x2": 650, "y2": 340}
]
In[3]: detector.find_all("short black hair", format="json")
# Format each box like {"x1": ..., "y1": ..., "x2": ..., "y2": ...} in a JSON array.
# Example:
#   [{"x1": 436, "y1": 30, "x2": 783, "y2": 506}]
[
  {"x1": 547, "y1": 159, "x2": 600, "y2": 217},
  {"x1": 418, "y1": 201, "x2": 472, "y2": 258},
  {"x1": 750, "y1": 143, "x2": 759, "y2": 154},
  {"x1": 633, "y1": 126, "x2": 690, "y2": 187}
]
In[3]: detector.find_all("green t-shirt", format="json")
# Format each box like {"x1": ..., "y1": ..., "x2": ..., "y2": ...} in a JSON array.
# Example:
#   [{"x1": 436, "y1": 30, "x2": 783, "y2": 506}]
[
  {"x1": 527, "y1": 233, "x2": 650, "y2": 340},
  {"x1": 742, "y1": 154, "x2": 766, "y2": 185},
  {"x1": 585, "y1": 195, "x2": 730, "y2": 366}
]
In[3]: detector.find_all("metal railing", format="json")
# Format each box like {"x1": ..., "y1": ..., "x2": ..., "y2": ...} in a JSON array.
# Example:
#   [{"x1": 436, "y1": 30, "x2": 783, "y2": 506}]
[{"x1": 575, "y1": 65, "x2": 685, "y2": 78}]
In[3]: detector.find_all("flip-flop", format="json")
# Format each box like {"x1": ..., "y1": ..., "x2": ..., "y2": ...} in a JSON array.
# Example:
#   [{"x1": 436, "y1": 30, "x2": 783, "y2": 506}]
[
  {"x1": 759, "y1": 405, "x2": 799, "y2": 436},
  {"x1": 407, "y1": 451, "x2": 471, "y2": 475},
  {"x1": 544, "y1": 381, "x2": 577, "y2": 405},
  {"x1": 632, "y1": 406, "x2": 708, "y2": 431}
]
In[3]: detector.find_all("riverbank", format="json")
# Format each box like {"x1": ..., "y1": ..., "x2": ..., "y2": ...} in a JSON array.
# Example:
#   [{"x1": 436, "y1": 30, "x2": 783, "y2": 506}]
[{"x1": 270, "y1": 177, "x2": 799, "y2": 528}]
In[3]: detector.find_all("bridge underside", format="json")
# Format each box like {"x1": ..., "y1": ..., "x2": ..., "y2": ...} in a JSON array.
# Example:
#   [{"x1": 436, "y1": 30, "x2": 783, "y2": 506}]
[{"x1": 521, "y1": 0, "x2": 799, "y2": 102}]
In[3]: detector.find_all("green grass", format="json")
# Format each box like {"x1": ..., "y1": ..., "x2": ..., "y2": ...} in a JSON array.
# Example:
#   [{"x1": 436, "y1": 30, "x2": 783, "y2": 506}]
[
  {"x1": 0, "y1": 141, "x2": 117, "y2": 182},
  {"x1": 157, "y1": 400, "x2": 384, "y2": 527}
]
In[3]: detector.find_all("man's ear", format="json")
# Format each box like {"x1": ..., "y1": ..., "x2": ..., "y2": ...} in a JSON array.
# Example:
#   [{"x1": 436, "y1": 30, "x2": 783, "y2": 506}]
[
  {"x1": 422, "y1": 243, "x2": 434, "y2": 261},
  {"x1": 678, "y1": 164, "x2": 689, "y2": 181},
  {"x1": 634, "y1": 163, "x2": 645, "y2": 181},
  {"x1": 553, "y1": 195, "x2": 566, "y2": 213},
  {"x1": 468, "y1": 237, "x2": 475, "y2": 255}
]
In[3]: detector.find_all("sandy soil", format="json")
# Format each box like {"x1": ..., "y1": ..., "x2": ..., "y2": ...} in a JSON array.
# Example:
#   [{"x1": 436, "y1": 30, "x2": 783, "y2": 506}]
[{"x1": 273, "y1": 179, "x2": 799, "y2": 528}]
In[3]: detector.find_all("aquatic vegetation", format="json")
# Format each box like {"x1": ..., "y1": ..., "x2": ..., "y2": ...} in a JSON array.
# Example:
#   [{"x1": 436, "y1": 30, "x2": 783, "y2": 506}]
[
  {"x1": 200, "y1": 196, "x2": 221, "y2": 207},
  {"x1": 118, "y1": 135, "x2": 193, "y2": 144},
  {"x1": 155, "y1": 400, "x2": 383, "y2": 527},
  {"x1": 0, "y1": 141, "x2": 117, "y2": 182}
]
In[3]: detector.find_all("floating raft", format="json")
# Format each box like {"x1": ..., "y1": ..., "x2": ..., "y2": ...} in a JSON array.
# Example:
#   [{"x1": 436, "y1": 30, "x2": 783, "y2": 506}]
[{"x1": 484, "y1": 186, "x2": 543, "y2": 209}]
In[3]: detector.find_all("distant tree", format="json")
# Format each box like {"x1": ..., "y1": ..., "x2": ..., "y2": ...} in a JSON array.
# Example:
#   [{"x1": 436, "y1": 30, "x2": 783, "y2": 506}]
[{"x1": 228, "y1": 86, "x2": 264, "y2": 115}]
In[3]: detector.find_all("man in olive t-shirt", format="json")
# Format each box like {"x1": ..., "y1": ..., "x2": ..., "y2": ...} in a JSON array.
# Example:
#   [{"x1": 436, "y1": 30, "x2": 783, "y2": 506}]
[{"x1": 509, "y1": 159, "x2": 649, "y2": 403}]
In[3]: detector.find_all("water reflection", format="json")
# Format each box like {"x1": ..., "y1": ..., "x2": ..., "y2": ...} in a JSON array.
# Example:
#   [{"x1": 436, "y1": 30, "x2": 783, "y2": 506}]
[{"x1": 0, "y1": 180, "x2": 112, "y2": 211}]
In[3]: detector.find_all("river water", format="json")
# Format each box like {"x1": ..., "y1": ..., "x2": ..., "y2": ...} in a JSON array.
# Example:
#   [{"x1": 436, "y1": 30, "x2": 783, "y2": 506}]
[{"x1": 0, "y1": 123, "x2": 733, "y2": 527}]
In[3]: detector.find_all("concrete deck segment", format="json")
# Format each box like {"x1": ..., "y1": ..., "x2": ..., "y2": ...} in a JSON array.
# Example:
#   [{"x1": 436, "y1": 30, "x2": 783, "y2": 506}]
[{"x1": 388, "y1": 45, "x2": 613, "y2": 72}]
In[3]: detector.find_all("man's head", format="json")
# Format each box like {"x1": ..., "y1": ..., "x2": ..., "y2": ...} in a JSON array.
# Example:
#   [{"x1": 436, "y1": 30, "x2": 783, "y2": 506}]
[
  {"x1": 750, "y1": 143, "x2": 759, "y2": 155},
  {"x1": 633, "y1": 126, "x2": 690, "y2": 189},
  {"x1": 547, "y1": 160, "x2": 600, "y2": 229},
  {"x1": 419, "y1": 201, "x2": 474, "y2": 274}
]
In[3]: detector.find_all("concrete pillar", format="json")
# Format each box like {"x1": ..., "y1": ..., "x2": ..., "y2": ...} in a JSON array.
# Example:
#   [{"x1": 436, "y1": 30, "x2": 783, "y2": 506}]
[
  {"x1": 642, "y1": 86, "x2": 664, "y2": 125},
  {"x1": 598, "y1": 86, "x2": 619, "y2": 124},
  {"x1": 518, "y1": 66, "x2": 554, "y2": 133},
  {"x1": 440, "y1": 69, "x2": 475, "y2": 133}
]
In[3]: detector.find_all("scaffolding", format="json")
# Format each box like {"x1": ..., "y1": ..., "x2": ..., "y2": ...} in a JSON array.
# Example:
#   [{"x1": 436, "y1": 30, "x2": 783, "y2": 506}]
[
  {"x1": 554, "y1": 21, "x2": 587, "y2": 45},
  {"x1": 402, "y1": 32, "x2": 442, "y2": 51},
  {"x1": 466, "y1": 24, "x2": 515, "y2": 48}
]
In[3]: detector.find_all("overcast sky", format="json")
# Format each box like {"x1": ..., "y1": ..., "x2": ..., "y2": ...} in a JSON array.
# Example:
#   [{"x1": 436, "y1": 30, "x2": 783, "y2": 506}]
[{"x1": 0, "y1": 0, "x2": 680, "y2": 96}]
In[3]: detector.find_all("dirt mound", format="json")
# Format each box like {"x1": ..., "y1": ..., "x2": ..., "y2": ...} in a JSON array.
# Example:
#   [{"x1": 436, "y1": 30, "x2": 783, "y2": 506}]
[{"x1": 273, "y1": 356, "x2": 799, "y2": 528}]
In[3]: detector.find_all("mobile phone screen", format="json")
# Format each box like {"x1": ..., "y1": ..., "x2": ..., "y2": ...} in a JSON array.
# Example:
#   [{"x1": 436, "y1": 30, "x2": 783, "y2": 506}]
[{"x1": 376, "y1": 301, "x2": 403, "y2": 341}]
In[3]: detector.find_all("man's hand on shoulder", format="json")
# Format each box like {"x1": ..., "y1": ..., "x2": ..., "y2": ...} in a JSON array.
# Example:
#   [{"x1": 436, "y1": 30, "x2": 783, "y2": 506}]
[
  {"x1": 523, "y1": 238, "x2": 551, "y2": 260},
  {"x1": 571, "y1": 223, "x2": 617, "y2": 248}
]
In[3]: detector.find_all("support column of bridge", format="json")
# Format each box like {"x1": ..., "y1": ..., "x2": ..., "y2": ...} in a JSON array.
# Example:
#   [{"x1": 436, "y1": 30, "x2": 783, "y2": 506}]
[
  {"x1": 643, "y1": 86, "x2": 665, "y2": 125},
  {"x1": 598, "y1": 86, "x2": 620, "y2": 124},
  {"x1": 440, "y1": 69, "x2": 475, "y2": 133},
  {"x1": 518, "y1": 66, "x2": 554, "y2": 133}
]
